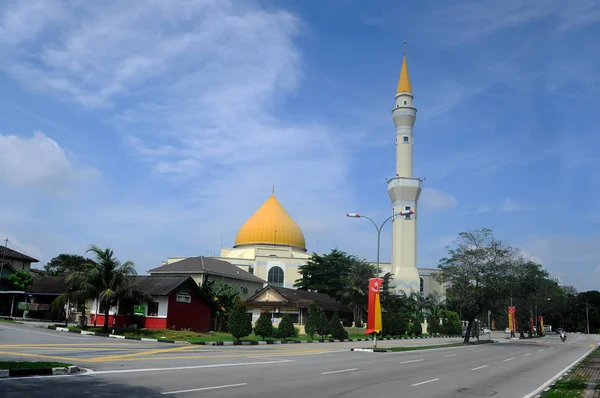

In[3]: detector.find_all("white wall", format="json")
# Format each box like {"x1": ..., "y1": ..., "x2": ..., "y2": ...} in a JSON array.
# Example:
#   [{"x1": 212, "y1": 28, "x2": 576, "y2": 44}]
[{"x1": 146, "y1": 296, "x2": 168, "y2": 318}]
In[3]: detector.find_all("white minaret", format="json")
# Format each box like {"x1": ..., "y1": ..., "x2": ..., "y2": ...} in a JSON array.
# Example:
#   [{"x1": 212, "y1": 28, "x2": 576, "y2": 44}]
[{"x1": 387, "y1": 42, "x2": 422, "y2": 295}]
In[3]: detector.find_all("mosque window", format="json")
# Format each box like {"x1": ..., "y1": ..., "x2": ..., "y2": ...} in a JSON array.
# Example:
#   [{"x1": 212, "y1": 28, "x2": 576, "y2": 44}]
[
  {"x1": 268, "y1": 266, "x2": 284, "y2": 287},
  {"x1": 403, "y1": 136, "x2": 409, "y2": 143}
]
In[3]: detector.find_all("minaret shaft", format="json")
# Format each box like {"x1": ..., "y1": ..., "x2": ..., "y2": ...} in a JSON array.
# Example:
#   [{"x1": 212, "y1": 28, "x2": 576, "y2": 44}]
[{"x1": 387, "y1": 51, "x2": 421, "y2": 295}]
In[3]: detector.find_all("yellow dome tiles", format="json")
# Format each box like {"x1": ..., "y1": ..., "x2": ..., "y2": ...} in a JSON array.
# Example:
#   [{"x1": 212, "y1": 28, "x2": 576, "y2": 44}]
[
  {"x1": 234, "y1": 193, "x2": 307, "y2": 252},
  {"x1": 396, "y1": 41, "x2": 412, "y2": 94}
]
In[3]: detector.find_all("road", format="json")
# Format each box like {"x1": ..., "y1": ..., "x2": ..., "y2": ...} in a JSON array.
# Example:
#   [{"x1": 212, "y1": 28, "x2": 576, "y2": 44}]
[{"x1": 1, "y1": 322, "x2": 598, "y2": 397}]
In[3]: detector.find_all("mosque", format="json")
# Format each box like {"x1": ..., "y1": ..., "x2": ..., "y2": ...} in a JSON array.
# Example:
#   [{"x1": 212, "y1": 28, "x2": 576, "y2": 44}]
[{"x1": 162, "y1": 46, "x2": 445, "y2": 300}]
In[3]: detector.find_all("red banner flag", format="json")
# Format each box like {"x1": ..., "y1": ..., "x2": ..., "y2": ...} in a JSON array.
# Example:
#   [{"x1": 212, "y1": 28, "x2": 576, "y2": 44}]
[
  {"x1": 508, "y1": 306, "x2": 516, "y2": 332},
  {"x1": 365, "y1": 278, "x2": 383, "y2": 335}
]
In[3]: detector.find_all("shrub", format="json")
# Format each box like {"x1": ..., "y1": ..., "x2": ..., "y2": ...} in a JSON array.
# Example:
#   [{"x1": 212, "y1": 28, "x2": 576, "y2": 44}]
[
  {"x1": 330, "y1": 312, "x2": 349, "y2": 340},
  {"x1": 412, "y1": 321, "x2": 423, "y2": 337},
  {"x1": 227, "y1": 300, "x2": 252, "y2": 341},
  {"x1": 276, "y1": 313, "x2": 296, "y2": 341},
  {"x1": 254, "y1": 310, "x2": 274, "y2": 340},
  {"x1": 305, "y1": 302, "x2": 319, "y2": 339},
  {"x1": 316, "y1": 311, "x2": 330, "y2": 340}
]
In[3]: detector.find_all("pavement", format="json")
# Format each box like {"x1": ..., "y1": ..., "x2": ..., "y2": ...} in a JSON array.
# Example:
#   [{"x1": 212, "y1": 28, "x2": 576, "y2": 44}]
[{"x1": 1, "y1": 322, "x2": 598, "y2": 397}]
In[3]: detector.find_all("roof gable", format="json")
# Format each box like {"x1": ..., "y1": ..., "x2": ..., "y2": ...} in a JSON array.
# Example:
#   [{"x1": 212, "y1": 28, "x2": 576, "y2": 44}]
[
  {"x1": 0, "y1": 246, "x2": 39, "y2": 263},
  {"x1": 247, "y1": 286, "x2": 347, "y2": 312},
  {"x1": 148, "y1": 256, "x2": 266, "y2": 284}
]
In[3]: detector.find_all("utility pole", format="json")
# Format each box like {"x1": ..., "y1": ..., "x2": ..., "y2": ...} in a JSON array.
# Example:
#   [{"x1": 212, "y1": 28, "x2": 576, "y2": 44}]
[
  {"x1": 586, "y1": 302, "x2": 590, "y2": 335},
  {"x1": 0, "y1": 238, "x2": 8, "y2": 287}
]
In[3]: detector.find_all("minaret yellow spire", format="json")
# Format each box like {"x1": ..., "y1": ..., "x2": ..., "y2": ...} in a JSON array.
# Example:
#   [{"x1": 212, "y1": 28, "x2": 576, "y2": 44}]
[{"x1": 396, "y1": 40, "x2": 412, "y2": 94}]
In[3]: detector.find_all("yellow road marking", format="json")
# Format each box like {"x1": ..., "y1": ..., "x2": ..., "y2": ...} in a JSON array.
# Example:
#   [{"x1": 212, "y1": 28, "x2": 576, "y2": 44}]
[
  {"x1": 0, "y1": 343, "x2": 150, "y2": 348},
  {"x1": 86, "y1": 345, "x2": 206, "y2": 362},
  {"x1": 0, "y1": 350, "x2": 85, "y2": 363}
]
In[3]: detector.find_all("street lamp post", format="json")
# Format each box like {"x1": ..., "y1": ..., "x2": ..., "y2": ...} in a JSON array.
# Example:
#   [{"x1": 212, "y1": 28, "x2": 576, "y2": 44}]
[{"x1": 345, "y1": 210, "x2": 414, "y2": 276}]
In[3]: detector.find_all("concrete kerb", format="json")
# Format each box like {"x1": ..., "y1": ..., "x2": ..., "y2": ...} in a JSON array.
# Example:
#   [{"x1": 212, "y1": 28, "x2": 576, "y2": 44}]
[
  {"x1": 0, "y1": 365, "x2": 81, "y2": 379},
  {"x1": 350, "y1": 340, "x2": 501, "y2": 354},
  {"x1": 45, "y1": 326, "x2": 460, "y2": 346}
]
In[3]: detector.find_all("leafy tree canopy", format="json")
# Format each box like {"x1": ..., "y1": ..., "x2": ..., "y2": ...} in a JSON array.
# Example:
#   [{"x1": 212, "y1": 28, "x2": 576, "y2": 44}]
[
  {"x1": 7, "y1": 270, "x2": 33, "y2": 290},
  {"x1": 45, "y1": 254, "x2": 95, "y2": 276}
]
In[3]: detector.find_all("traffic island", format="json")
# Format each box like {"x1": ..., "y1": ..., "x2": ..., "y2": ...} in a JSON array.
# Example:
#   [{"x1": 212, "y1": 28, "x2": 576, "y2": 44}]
[
  {"x1": 351, "y1": 340, "x2": 496, "y2": 353},
  {"x1": 0, "y1": 362, "x2": 80, "y2": 378}
]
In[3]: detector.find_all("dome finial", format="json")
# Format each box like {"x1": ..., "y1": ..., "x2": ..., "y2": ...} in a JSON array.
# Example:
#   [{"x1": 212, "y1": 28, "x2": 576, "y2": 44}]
[
  {"x1": 404, "y1": 40, "x2": 407, "y2": 56},
  {"x1": 272, "y1": 185, "x2": 275, "y2": 196}
]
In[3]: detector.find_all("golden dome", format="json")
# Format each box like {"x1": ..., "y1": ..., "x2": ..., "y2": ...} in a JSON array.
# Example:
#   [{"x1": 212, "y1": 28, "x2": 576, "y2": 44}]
[{"x1": 234, "y1": 192, "x2": 306, "y2": 252}]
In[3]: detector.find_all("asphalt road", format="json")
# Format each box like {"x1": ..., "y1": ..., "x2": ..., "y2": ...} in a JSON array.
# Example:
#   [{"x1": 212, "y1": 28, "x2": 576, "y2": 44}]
[{"x1": 1, "y1": 322, "x2": 598, "y2": 397}]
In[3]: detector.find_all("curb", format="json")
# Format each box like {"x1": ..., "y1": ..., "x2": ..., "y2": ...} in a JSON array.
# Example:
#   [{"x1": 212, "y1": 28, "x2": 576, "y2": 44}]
[
  {"x1": 45, "y1": 326, "x2": 461, "y2": 346},
  {"x1": 0, "y1": 366, "x2": 80, "y2": 379}
]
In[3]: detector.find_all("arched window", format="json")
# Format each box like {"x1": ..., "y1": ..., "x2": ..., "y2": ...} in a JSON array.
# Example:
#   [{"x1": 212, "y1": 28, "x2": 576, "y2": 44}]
[
  {"x1": 419, "y1": 277, "x2": 424, "y2": 297},
  {"x1": 268, "y1": 266, "x2": 284, "y2": 287}
]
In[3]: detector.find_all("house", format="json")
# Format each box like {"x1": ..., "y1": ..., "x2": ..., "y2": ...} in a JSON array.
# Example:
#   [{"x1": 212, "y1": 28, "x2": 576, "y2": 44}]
[
  {"x1": 88, "y1": 276, "x2": 212, "y2": 332},
  {"x1": 26, "y1": 275, "x2": 213, "y2": 332},
  {"x1": 148, "y1": 256, "x2": 266, "y2": 300},
  {"x1": 0, "y1": 247, "x2": 39, "y2": 317},
  {"x1": 245, "y1": 285, "x2": 351, "y2": 329}
]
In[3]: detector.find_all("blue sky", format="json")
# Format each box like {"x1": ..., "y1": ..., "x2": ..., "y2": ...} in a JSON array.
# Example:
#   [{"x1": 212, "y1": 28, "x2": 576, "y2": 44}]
[{"x1": 0, "y1": 0, "x2": 599, "y2": 290}]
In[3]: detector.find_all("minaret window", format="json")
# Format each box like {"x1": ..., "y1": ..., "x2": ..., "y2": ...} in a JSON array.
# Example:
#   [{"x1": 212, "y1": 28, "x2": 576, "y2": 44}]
[
  {"x1": 404, "y1": 100, "x2": 407, "y2": 105},
  {"x1": 404, "y1": 205, "x2": 412, "y2": 219},
  {"x1": 420, "y1": 277, "x2": 424, "y2": 297},
  {"x1": 403, "y1": 136, "x2": 410, "y2": 143},
  {"x1": 268, "y1": 266, "x2": 284, "y2": 287}
]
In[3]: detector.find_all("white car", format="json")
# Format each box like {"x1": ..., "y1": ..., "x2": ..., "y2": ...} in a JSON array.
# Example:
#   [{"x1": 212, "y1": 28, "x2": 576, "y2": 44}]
[
  {"x1": 505, "y1": 327, "x2": 511, "y2": 334},
  {"x1": 483, "y1": 328, "x2": 491, "y2": 334}
]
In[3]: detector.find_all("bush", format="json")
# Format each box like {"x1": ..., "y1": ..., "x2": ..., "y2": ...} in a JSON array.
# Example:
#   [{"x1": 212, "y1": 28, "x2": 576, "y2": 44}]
[
  {"x1": 382, "y1": 312, "x2": 400, "y2": 337},
  {"x1": 276, "y1": 313, "x2": 296, "y2": 341},
  {"x1": 254, "y1": 310, "x2": 274, "y2": 340},
  {"x1": 412, "y1": 321, "x2": 423, "y2": 337},
  {"x1": 427, "y1": 316, "x2": 442, "y2": 336},
  {"x1": 330, "y1": 312, "x2": 349, "y2": 340},
  {"x1": 227, "y1": 300, "x2": 252, "y2": 341},
  {"x1": 305, "y1": 302, "x2": 319, "y2": 339},
  {"x1": 316, "y1": 311, "x2": 330, "y2": 340}
]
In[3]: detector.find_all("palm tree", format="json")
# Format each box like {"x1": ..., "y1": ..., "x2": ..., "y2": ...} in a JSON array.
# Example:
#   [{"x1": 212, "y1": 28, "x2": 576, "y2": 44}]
[{"x1": 64, "y1": 245, "x2": 149, "y2": 333}]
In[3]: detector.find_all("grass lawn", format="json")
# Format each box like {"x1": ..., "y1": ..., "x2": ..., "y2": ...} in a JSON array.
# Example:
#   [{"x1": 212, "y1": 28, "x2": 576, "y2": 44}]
[
  {"x1": 0, "y1": 361, "x2": 71, "y2": 370},
  {"x1": 60, "y1": 325, "x2": 374, "y2": 342},
  {"x1": 0, "y1": 318, "x2": 20, "y2": 324},
  {"x1": 541, "y1": 378, "x2": 588, "y2": 398}
]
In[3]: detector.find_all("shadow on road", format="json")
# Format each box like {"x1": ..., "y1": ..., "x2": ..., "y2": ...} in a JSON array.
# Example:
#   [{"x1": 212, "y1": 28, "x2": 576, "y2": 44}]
[{"x1": 0, "y1": 375, "x2": 163, "y2": 398}]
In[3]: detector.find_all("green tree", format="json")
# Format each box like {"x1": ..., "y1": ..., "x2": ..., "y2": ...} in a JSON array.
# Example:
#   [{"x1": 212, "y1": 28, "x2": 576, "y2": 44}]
[
  {"x1": 199, "y1": 280, "x2": 240, "y2": 331},
  {"x1": 411, "y1": 321, "x2": 423, "y2": 336},
  {"x1": 227, "y1": 299, "x2": 252, "y2": 341},
  {"x1": 436, "y1": 229, "x2": 515, "y2": 343},
  {"x1": 305, "y1": 302, "x2": 319, "y2": 339},
  {"x1": 382, "y1": 311, "x2": 400, "y2": 337},
  {"x1": 60, "y1": 245, "x2": 150, "y2": 333},
  {"x1": 329, "y1": 312, "x2": 349, "y2": 340},
  {"x1": 316, "y1": 311, "x2": 330, "y2": 340},
  {"x1": 294, "y1": 249, "x2": 354, "y2": 301},
  {"x1": 44, "y1": 254, "x2": 94, "y2": 276},
  {"x1": 7, "y1": 270, "x2": 33, "y2": 290},
  {"x1": 253, "y1": 310, "x2": 274, "y2": 340},
  {"x1": 343, "y1": 260, "x2": 375, "y2": 326},
  {"x1": 276, "y1": 313, "x2": 296, "y2": 341}
]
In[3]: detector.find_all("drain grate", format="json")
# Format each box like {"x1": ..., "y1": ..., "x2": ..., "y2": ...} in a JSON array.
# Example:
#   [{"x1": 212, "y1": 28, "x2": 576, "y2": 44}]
[{"x1": 455, "y1": 388, "x2": 498, "y2": 396}]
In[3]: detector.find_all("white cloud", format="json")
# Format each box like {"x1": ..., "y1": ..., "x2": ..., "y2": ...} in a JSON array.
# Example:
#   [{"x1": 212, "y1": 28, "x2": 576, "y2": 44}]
[
  {"x1": 420, "y1": 188, "x2": 458, "y2": 211},
  {"x1": 475, "y1": 197, "x2": 525, "y2": 214},
  {"x1": 0, "y1": 0, "x2": 379, "y2": 270},
  {"x1": 0, "y1": 131, "x2": 97, "y2": 196}
]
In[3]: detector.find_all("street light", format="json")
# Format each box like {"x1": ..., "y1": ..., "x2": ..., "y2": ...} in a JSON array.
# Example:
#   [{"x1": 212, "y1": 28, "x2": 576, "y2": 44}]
[{"x1": 346, "y1": 209, "x2": 414, "y2": 276}]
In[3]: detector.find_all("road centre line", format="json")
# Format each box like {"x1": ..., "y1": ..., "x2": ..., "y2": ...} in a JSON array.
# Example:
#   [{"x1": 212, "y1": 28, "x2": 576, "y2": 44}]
[
  {"x1": 524, "y1": 353, "x2": 532, "y2": 356},
  {"x1": 87, "y1": 360, "x2": 294, "y2": 375},
  {"x1": 399, "y1": 359, "x2": 423, "y2": 364},
  {"x1": 412, "y1": 378, "x2": 439, "y2": 387},
  {"x1": 503, "y1": 358, "x2": 514, "y2": 362},
  {"x1": 322, "y1": 368, "x2": 357, "y2": 375},
  {"x1": 444, "y1": 354, "x2": 456, "y2": 357},
  {"x1": 161, "y1": 383, "x2": 247, "y2": 395},
  {"x1": 539, "y1": 349, "x2": 545, "y2": 352},
  {"x1": 471, "y1": 365, "x2": 488, "y2": 370},
  {"x1": 473, "y1": 349, "x2": 485, "y2": 353}
]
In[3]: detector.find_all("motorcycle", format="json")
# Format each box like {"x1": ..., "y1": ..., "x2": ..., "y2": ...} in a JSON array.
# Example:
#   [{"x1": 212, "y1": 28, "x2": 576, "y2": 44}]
[{"x1": 560, "y1": 332, "x2": 567, "y2": 342}]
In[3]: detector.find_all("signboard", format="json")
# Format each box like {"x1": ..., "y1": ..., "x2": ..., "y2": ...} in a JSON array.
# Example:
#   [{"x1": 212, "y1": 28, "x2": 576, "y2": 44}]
[{"x1": 134, "y1": 305, "x2": 145, "y2": 316}]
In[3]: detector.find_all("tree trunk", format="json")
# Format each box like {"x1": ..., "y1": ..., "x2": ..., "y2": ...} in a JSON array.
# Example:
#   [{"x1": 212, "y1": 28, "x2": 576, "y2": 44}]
[
  {"x1": 463, "y1": 318, "x2": 473, "y2": 344},
  {"x1": 103, "y1": 307, "x2": 110, "y2": 333}
]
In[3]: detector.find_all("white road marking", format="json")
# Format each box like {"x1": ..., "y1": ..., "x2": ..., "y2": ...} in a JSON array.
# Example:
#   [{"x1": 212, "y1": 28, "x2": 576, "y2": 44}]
[
  {"x1": 161, "y1": 383, "x2": 247, "y2": 395},
  {"x1": 503, "y1": 358, "x2": 514, "y2": 362},
  {"x1": 473, "y1": 349, "x2": 485, "y2": 353},
  {"x1": 400, "y1": 359, "x2": 423, "y2": 364},
  {"x1": 412, "y1": 378, "x2": 439, "y2": 387},
  {"x1": 472, "y1": 365, "x2": 488, "y2": 370},
  {"x1": 86, "y1": 360, "x2": 294, "y2": 375},
  {"x1": 524, "y1": 353, "x2": 532, "y2": 356},
  {"x1": 322, "y1": 368, "x2": 357, "y2": 375},
  {"x1": 444, "y1": 354, "x2": 456, "y2": 357},
  {"x1": 539, "y1": 349, "x2": 545, "y2": 352}
]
